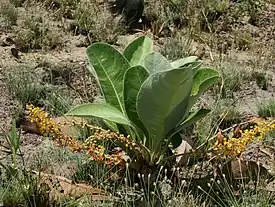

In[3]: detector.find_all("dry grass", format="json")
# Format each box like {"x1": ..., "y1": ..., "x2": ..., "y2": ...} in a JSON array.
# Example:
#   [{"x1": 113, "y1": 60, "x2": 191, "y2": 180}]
[{"x1": 0, "y1": 0, "x2": 274, "y2": 206}]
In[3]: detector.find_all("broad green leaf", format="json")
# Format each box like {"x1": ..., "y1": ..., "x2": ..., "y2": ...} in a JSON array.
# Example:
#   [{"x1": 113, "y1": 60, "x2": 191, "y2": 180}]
[
  {"x1": 188, "y1": 68, "x2": 219, "y2": 110},
  {"x1": 173, "y1": 109, "x2": 210, "y2": 135},
  {"x1": 171, "y1": 56, "x2": 198, "y2": 68},
  {"x1": 123, "y1": 36, "x2": 153, "y2": 66},
  {"x1": 66, "y1": 103, "x2": 133, "y2": 127},
  {"x1": 137, "y1": 68, "x2": 193, "y2": 152},
  {"x1": 87, "y1": 65, "x2": 97, "y2": 79},
  {"x1": 124, "y1": 125, "x2": 140, "y2": 141},
  {"x1": 103, "y1": 120, "x2": 119, "y2": 132},
  {"x1": 86, "y1": 43, "x2": 130, "y2": 113},
  {"x1": 142, "y1": 52, "x2": 172, "y2": 74},
  {"x1": 124, "y1": 66, "x2": 149, "y2": 133},
  {"x1": 182, "y1": 109, "x2": 210, "y2": 125},
  {"x1": 192, "y1": 68, "x2": 219, "y2": 96}
]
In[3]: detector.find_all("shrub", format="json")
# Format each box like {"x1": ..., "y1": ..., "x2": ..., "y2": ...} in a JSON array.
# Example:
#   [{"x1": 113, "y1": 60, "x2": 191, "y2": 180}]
[
  {"x1": 160, "y1": 30, "x2": 193, "y2": 61},
  {"x1": 234, "y1": 29, "x2": 254, "y2": 50},
  {"x1": 5, "y1": 65, "x2": 72, "y2": 116},
  {"x1": 69, "y1": 1, "x2": 125, "y2": 44},
  {"x1": 66, "y1": 36, "x2": 220, "y2": 171},
  {"x1": 10, "y1": 0, "x2": 26, "y2": 7},
  {"x1": 15, "y1": 15, "x2": 62, "y2": 52},
  {"x1": 257, "y1": 99, "x2": 275, "y2": 117},
  {"x1": 0, "y1": 2, "x2": 18, "y2": 27}
]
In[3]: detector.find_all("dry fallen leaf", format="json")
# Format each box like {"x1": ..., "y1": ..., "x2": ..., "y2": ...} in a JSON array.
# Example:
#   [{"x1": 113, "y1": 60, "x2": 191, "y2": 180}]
[
  {"x1": 228, "y1": 158, "x2": 270, "y2": 182},
  {"x1": 175, "y1": 135, "x2": 193, "y2": 166},
  {"x1": 21, "y1": 119, "x2": 41, "y2": 135},
  {"x1": 32, "y1": 171, "x2": 115, "y2": 202},
  {"x1": 247, "y1": 116, "x2": 265, "y2": 123},
  {"x1": 54, "y1": 116, "x2": 86, "y2": 138}
]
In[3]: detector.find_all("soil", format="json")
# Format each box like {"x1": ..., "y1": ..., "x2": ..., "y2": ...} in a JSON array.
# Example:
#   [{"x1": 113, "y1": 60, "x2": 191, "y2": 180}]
[{"x1": 0, "y1": 0, "x2": 275, "y2": 204}]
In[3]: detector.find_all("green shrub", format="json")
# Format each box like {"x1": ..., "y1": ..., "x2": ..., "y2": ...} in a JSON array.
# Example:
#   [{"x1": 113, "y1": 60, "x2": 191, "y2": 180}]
[
  {"x1": 0, "y1": 2, "x2": 18, "y2": 27},
  {"x1": 160, "y1": 30, "x2": 193, "y2": 61},
  {"x1": 5, "y1": 66, "x2": 46, "y2": 107},
  {"x1": 253, "y1": 71, "x2": 268, "y2": 90},
  {"x1": 234, "y1": 29, "x2": 254, "y2": 50},
  {"x1": 37, "y1": 0, "x2": 80, "y2": 19},
  {"x1": 234, "y1": 0, "x2": 265, "y2": 25},
  {"x1": 5, "y1": 65, "x2": 72, "y2": 116},
  {"x1": 257, "y1": 99, "x2": 275, "y2": 117},
  {"x1": 0, "y1": 121, "x2": 53, "y2": 207},
  {"x1": 69, "y1": 1, "x2": 124, "y2": 44},
  {"x1": 66, "y1": 36, "x2": 219, "y2": 171},
  {"x1": 218, "y1": 62, "x2": 252, "y2": 98},
  {"x1": 15, "y1": 15, "x2": 62, "y2": 52},
  {"x1": 10, "y1": 0, "x2": 26, "y2": 7}
]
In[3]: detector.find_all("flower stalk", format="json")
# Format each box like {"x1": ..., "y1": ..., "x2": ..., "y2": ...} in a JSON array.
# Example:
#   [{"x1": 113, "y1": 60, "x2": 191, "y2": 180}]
[{"x1": 26, "y1": 104, "x2": 144, "y2": 168}]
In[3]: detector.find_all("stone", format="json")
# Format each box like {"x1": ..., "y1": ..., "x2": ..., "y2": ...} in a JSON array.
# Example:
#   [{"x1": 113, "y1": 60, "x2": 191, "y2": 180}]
[
  {"x1": 0, "y1": 36, "x2": 15, "y2": 47},
  {"x1": 106, "y1": 0, "x2": 144, "y2": 28}
]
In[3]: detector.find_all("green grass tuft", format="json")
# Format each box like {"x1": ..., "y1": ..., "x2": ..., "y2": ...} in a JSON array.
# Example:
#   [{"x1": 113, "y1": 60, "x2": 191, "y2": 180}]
[{"x1": 257, "y1": 99, "x2": 275, "y2": 117}]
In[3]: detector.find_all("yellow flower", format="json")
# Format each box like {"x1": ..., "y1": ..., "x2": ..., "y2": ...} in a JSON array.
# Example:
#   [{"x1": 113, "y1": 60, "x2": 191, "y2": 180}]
[
  {"x1": 26, "y1": 104, "x2": 129, "y2": 168},
  {"x1": 215, "y1": 119, "x2": 275, "y2": 156}
]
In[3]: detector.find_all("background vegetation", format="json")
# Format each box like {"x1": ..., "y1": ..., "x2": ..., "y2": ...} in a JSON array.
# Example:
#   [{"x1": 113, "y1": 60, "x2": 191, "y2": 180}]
[{"x1": 0, "y1": 0, "x2": 274, "y2": 206}]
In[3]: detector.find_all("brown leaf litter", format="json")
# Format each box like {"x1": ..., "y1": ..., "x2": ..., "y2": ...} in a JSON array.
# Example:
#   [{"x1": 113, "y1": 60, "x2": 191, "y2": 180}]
[{"x1": 32, "y1": 170, "x2": 116, "y2": 202}]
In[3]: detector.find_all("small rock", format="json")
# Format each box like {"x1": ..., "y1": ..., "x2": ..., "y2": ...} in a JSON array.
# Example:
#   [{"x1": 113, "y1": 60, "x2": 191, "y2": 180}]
[
  {"x1": 75, "y1": 36, "x2": 88, "y2": 47},
  {"x1": 11, "y1": 47, "x2": 20, "y2": 59},
  {"x1": 266, "y1": 180, "x2": 275, "y2": 192},
  {"x1": 0, "y1": 36, "x2": 15, "y2": 47}
]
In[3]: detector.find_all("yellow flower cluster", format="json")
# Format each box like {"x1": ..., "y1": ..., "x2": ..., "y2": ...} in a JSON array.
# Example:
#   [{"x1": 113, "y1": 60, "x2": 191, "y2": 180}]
[
  {"x1": 215, "y1": 120, "x2": 275, "y2": 156},
  {"x1": 26, "y1": 104, "x2": 82, "y2": 153},
  {"x1": 69, "y1": 120, "x2": 145, "y2": 167},
  {"x1": 88, "y1": 130, "x2": 142, "y2": 154},
  {"x1": 26, "y1": 104, "x2": 60, "y2": 137},
  {"x1": 26, "y1": 104, "x2": 129, "y2": 168},
  {"x1": 84, "y1": 141, "x2": 125, "y2": 167}
]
